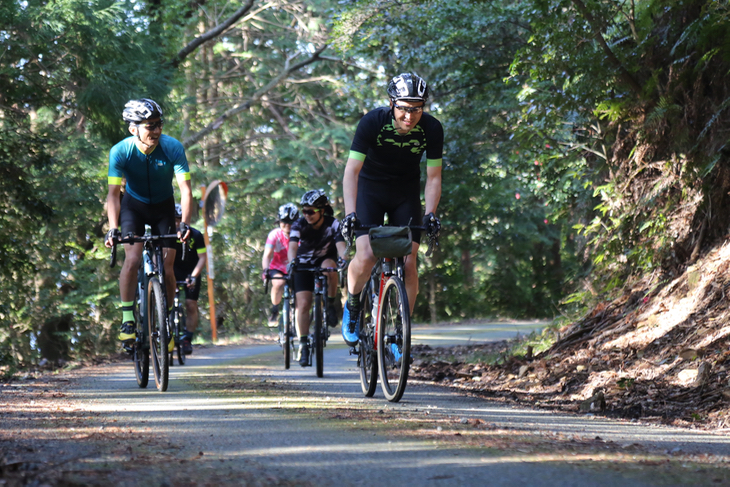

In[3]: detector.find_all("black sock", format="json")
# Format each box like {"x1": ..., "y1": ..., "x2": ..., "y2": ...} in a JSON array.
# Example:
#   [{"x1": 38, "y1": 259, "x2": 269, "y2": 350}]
[
  {"x1": 299, "y1": 336, "x2": 309, "y2": 345},
  {"x1": 347, "y1": 292, "x2": 360, "y2": 309}
]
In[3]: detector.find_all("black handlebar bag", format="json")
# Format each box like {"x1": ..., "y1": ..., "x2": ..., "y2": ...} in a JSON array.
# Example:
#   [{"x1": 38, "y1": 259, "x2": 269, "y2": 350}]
[{"x1": 368, "y1": 226, "x2": 413, "y2": 258}]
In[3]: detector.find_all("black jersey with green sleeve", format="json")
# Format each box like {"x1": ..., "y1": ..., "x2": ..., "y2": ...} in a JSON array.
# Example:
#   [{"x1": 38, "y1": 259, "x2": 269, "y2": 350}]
[
  {"x1": 108, "y1": 134, "x2": 190, "y2": 204},
  {"x1": 349, "y1": 107, "x2": 443, "y2": 183},
  {"x1": 174, "y1": 227, "x2": 206, "y2": 276}
]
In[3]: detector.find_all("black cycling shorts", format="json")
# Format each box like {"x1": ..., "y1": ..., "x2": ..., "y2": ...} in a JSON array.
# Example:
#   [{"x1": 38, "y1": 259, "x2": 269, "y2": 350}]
[
  {"x1": 291, "y1": 257, "x2": 333, "y2": 293},
  {"x1": 120, "y1": 193, "x2": 176, "y2": 248},
  {"x1": 356, "y1": 177, "x2": 422, "y2": 243}
]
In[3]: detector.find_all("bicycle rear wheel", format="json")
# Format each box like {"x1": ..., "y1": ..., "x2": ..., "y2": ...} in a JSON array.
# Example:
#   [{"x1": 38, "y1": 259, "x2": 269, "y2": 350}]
[
  {"x1": 133, "y1": 282, "x2": 149, "y2": 388},
  {"x1": 358, "y1": 282, "x2": 378, "y2": 397},
  {"x1": 376, "y1": 276, "x2": 410, "y2": 402},
  {"x1": 314, "y1": 294, "x2": 324, "y2": 378},
  {"x1": 283, "y1": 295, "x2": 292, "y2": 369},
  {"x1": 148, "y1": 277, "x2": 169, "y2": 392}
]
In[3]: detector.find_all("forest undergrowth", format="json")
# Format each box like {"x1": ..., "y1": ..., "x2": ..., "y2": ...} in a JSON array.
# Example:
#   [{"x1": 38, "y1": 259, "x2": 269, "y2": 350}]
[{"x1": 413, "y1": 239, "x2": 730, "y2": 432}]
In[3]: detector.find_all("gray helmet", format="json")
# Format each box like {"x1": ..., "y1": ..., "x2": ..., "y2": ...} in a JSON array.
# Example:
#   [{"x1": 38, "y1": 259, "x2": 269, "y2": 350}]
[
  {"x1": 122, "y1": 98, "x2": 163, "y2": 124},
  {"x1": 277, "y1": 203, "x2": 299, "y2": 223},
  {"x1": 174, "y1": 203, "x2": 183, "y2": 218},
  {"x1": 300, "y1": 189, "x2": 329, "y2": 208},
  {"x1": 387, "y1": 73, "x2": 429, "y2": 102}
]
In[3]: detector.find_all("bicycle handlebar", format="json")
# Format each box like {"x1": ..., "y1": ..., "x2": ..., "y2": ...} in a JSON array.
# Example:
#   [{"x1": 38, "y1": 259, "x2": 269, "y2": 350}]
[{"x1": 109, "y1": 233, "x2": 185, "y2": 268}]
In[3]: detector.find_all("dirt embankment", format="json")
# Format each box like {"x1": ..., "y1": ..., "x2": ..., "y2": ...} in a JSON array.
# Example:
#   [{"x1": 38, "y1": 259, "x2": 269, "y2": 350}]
[{"x1": 412, "y1": 242, "x2": 730, "y2": 432}]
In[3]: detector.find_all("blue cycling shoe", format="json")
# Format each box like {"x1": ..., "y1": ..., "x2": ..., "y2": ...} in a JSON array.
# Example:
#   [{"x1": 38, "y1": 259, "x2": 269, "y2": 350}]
[
  {"x1": 341, "y1": 304, "x2": 360, "y2": 346},
  {"x1": 390, "y1": 343, "x2": 402, "y2": 363}
]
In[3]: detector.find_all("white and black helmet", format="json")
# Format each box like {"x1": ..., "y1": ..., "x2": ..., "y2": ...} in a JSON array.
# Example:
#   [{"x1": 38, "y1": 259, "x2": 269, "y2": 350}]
[
  {"x1": 300, "y1": 189, "x2": 329, "y2": 208},
  {"x1": 277, "y1": 203, "x2": 299, "y2": 223},
  {"x1": 122, "y1": 98, "x2": 163, "y2": 124},
  {"x1": 387, "y1": 73, "x2": 429, "y2": 102}
]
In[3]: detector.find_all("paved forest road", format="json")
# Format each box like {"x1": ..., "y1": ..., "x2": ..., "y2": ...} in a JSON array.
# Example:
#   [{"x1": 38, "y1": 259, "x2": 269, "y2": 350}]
[{"x1": 3, "y1": 336, "x2": 730, "y2": 486}]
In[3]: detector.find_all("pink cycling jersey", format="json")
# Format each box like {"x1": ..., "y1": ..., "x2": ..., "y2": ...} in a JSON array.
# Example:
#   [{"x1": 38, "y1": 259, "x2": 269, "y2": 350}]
[{"x1": 265, "y1": 228, "x2": 289, "y2": 273}]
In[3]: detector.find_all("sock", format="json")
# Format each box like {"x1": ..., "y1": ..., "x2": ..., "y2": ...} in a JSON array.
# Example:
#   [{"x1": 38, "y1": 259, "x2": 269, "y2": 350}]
[
  {"x1": 328, "y1": 296, "x2": 337, "y2": 305},
  {"x1": 271, "y1": 304, "x2": 280, "y2": 314},
  {"x1": 122, "y1": 301, "x2": 134, "y2": 324},
  {"x1": 347, "y1": 292, "x2": 360, "y2": 310},
  {"x1": 299, "y1": 336, "x2": 309, "y2": 345}
]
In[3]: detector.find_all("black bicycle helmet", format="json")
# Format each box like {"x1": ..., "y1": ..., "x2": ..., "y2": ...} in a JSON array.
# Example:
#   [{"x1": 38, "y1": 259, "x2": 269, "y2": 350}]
[
  {"x1": 122, "y1": 98, "x2": 163, "y2": 124},
  {"x1": 300, "y1": 189, "x2": 329, "y2": 208},
  {"x1": 387, "y1": 73, "x2": 429, "y2": 102},
  {"x1": 277, "y1": 203, "x2": 299, "y2": 223}
]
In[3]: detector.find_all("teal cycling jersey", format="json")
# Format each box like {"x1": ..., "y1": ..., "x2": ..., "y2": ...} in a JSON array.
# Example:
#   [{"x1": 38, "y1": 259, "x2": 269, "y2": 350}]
[{"x1": 108, "y1": 134, "x2": 190, "y2": 204}]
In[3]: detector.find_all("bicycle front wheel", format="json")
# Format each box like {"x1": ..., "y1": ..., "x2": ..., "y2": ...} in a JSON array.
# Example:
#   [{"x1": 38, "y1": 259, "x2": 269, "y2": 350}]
[
  {"x1": 376, "y1": 276, "x2": 410, "y2": 402},
  {"x1": 314, "y1": 295, "x2": 324, "y2": 378},
  {"x1": 148, "y1": 277, "x2": 169, "y2": 392},
  {"x1": 283, "y1": 296, "x2": 292, "y2": 370},
  {"x1": 176, "y1": 304, "x2": 186, "y2": 366},
  {"x1": 133, "y1": 282, "x2": 149, "y2": 388},
  {"x1": 358, "y1": 282, "x2": 378, "y2": 397}
]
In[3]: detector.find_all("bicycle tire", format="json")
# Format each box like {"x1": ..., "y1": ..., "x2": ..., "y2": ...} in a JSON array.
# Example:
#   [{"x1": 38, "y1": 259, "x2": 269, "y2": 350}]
[
  {"x1": 283, "y1": 295, "x2": 292, "y2": 370},
  {"x1": 376, "y1": 276, "x2": 411, "y2": 402},
  {"x1": 176, "y1": 301, "x2": 186, "y2": 366},
  {"x1": 358, "y1": 282, "x2": 378, "y2": 397},
  {"x1": 133, "y1": 282, "x2": 149, "y2": 388},
  {"x1": 314, "y1": 294, "x2": 324, "y2": 378},
  {"x1": 148, "y1": 277, "x2": 169, "y2": 392}
]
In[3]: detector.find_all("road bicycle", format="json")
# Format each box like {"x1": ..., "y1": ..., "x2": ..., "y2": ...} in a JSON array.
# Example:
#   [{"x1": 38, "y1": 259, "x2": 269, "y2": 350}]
[
  {"x1": 348, "y1": 224, "x2": 437, "y2": 402},
  {"x1": 170, "y1": 280, "x2": 189, "y2": 366},
  {"x1": 265, "y1": 272, "x2": 295, "y2": 369},
  {"x1": 110, "y1": 231, "x2": 186, "y2": 392},
  {"x1": 290, "y1": 264, "x2": 343, "y2": 378}
]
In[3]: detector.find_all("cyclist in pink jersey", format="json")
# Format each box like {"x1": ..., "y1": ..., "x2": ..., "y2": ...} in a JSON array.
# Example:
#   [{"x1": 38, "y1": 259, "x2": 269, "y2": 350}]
[{"x1": 262, "y1": 203, "x2": 299, "y2": 326}]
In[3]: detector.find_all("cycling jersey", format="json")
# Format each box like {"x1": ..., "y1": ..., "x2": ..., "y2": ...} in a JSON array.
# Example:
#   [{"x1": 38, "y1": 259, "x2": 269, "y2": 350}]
[
  {"x1": 349, "y1": 106, "x2": 444, "y2": 183},
  {"x1": 290, "y1": 215, "x2": 344, "y2": 265},
  {"x1": 265, "y1": 228, "x2": 290, "y2": 273},
  {"x1": 108, "y1": 134, "x2": 191, "y2": 204},
  {"x1": 174, "y1": 226, "x2": 206, "y2": 277}
]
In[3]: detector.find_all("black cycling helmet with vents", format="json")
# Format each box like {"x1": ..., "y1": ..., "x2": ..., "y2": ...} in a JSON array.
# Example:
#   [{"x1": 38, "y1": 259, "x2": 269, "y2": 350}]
[
  {"x1": 300, "y1": 189, "x2": 329, "y2": 208},
  {"x1": 386, "y1": 73, "x2": 429, "y2": 103},
  {"x1": 122, "y1": 98, "x2": 163, "y2": 124},
  {"x1": 277, "y1": 203, "x2": 299, "y2": 223}
]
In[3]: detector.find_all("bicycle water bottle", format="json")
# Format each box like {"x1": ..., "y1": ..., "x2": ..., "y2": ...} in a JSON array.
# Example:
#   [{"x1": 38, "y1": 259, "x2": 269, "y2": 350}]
[{"x1": 143, "y1": 251, "x2": 154, "y2": 276}]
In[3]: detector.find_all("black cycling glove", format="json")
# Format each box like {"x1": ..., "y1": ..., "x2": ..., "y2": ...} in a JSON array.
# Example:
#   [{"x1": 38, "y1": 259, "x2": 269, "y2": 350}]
[
  {"x1": 106, "y1": 228, "x2": 121, "y2": 245},
  {"x1": 178, "y1": 221, "x2": 190, "y2": 239},
  {"x1": 341, "y1": 212, "x2": 358, "y2": 242},
  {"x1": 286, "y1": 258, "x2": 299, "y2": 277},
  {"x1": 422, "y1": 212, "x2": 441, "y2": 239}
]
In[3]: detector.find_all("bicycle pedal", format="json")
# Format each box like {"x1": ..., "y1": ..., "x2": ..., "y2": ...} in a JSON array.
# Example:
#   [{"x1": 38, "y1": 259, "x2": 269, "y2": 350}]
[{"x1": 348, "y1": 346, "x2": 359, "y2": 356}]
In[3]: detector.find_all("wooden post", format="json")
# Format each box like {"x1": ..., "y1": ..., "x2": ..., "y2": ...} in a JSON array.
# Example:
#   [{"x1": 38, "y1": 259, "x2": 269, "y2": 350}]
[{"x1": 200, "y1": 184, "x2": 218, "y2": 342}]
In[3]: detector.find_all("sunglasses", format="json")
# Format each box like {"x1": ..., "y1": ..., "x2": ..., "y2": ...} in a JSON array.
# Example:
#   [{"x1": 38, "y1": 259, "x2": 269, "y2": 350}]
[
  {"x1": 393, "y1": 104, "x2": 424, "y2": 114},
  {"x1": 301, "y1": 208, "x2": 322, "y2": 216},
  {"x1": 141, "y1": 120, "x2": 164, "y2": 130}
]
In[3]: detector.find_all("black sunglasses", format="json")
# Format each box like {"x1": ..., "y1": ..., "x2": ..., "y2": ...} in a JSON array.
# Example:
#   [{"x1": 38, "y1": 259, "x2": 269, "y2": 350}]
[
  {"x1": 301, "y1": 208, "x2": 322, "y2": 216},
  {"x1": 141, "y1": 120, "x2": 164, "y2": 130},
  {"x1": 393, "y1": 104, "x2": 424, "y2": 114}
]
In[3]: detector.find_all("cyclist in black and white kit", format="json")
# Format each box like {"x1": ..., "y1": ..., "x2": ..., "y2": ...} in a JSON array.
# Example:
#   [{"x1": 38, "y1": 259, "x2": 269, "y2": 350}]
[
  {"x1": 340, "y1": 73, "x2": 443, "y2": 347},
  {"x1": 288, "y1": 190, "x2": 347, "y2": 366}
]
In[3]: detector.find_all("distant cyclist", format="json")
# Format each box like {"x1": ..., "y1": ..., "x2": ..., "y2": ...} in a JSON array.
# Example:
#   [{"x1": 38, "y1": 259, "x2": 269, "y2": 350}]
[
  {"x1": 173, "y1": 204, "x2": 207, "y2": 354},
  {"x1": 340, "y1": 73, "x2": 444, "y2": 347},
  {"x1": 104, "y1": 98, "x2": 193, "y2": 346},
  {"x1": 262, "y1": 203, "x2": 299, "y2": 326},
  {"x1": 288, "y1": 190, "x2": 347, "y2": 366}
]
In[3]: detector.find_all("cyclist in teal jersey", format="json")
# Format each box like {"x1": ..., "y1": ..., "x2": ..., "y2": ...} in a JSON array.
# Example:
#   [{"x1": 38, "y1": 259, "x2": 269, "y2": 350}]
[
  {"x1": 340, "y1": 73, "x2": 443, "y2": 347},
  {"x1": 104, "y1": 98, "x2": 193, "y2": 345}
]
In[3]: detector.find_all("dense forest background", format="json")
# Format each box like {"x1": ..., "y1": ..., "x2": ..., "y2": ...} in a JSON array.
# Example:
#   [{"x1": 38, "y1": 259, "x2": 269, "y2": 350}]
[{"x1": 2, "y1": 0, "x2": 730, "y2": 370}]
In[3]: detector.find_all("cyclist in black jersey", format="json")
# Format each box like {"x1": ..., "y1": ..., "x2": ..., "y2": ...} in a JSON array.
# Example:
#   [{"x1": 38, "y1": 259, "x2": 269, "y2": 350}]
[
  {"x1": 288, "y1": 190, "x2": 347, "y2": 366},
  {"x1": 173, "y1": 204, "x2": 207, "y2": 354},
  {"x1": 104, "y1": 99, "x2": 193, "y2": 345},
  {"x1": 340, "y1": 73, "x2": 444, "y2": 346}
]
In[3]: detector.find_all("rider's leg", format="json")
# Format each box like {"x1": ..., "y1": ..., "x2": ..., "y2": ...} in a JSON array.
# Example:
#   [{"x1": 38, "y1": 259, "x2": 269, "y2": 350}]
[
  {"x1": 271, "y1": 274, "x2": 285, "y2": 305},
  {"x1": 185, "y1": 299, "x2": 199, "y2": 333},
  {"x1": 295, "y1": 291, "x2": 313, "y2": 338},
  {"x1": 163, "y1": 248, "x2": 177, "y2": 306},
  {"x1": 346, "y1": 235, "x2": 377, "y2": 296},
  {"x1": 120, "y1": 243, "x2": 142, "y2": 303},
  {"x1": 403, "y1": 242, "x2": 420, "y2": 314}
]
